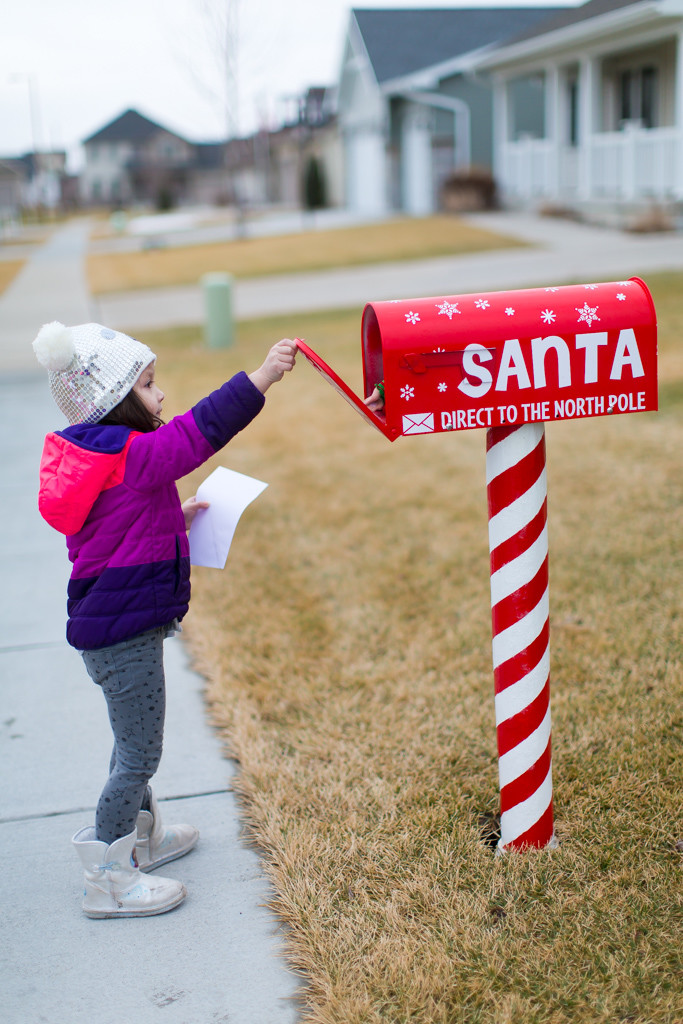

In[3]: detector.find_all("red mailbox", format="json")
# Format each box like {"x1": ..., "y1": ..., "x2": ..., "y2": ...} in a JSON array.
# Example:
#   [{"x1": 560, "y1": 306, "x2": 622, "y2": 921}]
[
  {"x1": 298, "y1": 278, "x2": 657, "y2": 441},
  {"x1": 297, "y1": 278, "x2": 657, "y2": 853}
]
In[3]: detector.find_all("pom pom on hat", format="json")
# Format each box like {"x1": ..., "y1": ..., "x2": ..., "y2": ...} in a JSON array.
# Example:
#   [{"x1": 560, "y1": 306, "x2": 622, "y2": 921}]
[{"x1": 33, "y1": 321, "x2": 77, "y2": 372}]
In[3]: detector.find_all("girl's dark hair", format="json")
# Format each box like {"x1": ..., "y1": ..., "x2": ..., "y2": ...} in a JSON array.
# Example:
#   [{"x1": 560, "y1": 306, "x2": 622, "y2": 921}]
[{"x1": 99, "y1": 388, "x2": 163, "y2": 432}]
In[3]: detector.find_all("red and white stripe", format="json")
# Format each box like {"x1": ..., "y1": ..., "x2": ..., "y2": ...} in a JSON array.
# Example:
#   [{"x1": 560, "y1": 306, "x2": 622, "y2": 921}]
[{"x1": 486, "y1": 423, "x2": 555, "y2": 850}]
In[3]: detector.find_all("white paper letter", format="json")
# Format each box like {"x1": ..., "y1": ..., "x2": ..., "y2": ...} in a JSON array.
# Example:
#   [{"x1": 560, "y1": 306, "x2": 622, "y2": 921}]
[{"x1": 189, "y1": 467, "x2": 268, "y2": 569}]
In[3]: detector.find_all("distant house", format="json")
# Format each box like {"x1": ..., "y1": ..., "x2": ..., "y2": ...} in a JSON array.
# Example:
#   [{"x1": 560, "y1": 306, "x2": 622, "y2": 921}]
[
  {"x1": 0, "y1": 151, "x2": 68, "y2": 221},
  {"x1": 265, "y1": 86, "x2": 343, "y2": 209},
  {"x1": 80, "y1": 109, "x2": 201, "y2": 207},
  {"x1": 0, "y1": 160, "x2": 27, "y2": 223},
  {"x1": 79, "y1": 99, "x2": 342, "y2": 212},
  {"x1": 477, "y1": 0, "x2": 683, "y2": 225},
  {"x1": 337, "y1": 6, "x2": 568, "y2": 216}
]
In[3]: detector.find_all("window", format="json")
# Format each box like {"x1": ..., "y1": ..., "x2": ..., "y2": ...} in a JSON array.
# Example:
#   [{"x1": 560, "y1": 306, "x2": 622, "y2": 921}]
[
  {"x1": 619, "y1": 66, "x2": 658, "y2": 128},
  {"x1": 508, "y1": 73, "x2": 546, "y2": 140},
  {"x1": 567, "y1": 78, "x2": 579, "y2": 146},
  {"x1": 641, "y1": 67, "x2": 657, "y2": 128}
]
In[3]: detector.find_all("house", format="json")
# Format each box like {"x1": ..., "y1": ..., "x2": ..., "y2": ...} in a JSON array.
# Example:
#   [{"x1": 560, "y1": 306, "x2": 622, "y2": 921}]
[
  {"x1": 79, "y1": 96, "x2": 342, "y2": 212},
  {"x1": 0, "y1": 159, "x2": 28, "y2": 225},
  {"x1": 0, "y1": 151, "x2": 68, "y2": 221},
  {"x1": 477, "y1": 0, "x2": 683, "y2": 225},
  {"x1": 80, "y1": 109, "x2": 200, "y2": 207},
  {"x1": 265, "y1": 87, "x2": 344, "y2": 209},
  {"x1": 337, "y1": 6, "x2": 569, "y2": 217}
]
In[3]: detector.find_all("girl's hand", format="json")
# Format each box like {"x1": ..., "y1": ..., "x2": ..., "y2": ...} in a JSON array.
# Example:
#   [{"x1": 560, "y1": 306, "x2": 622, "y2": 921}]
[
  {"x1": 182, "y1": 496, "x2": 210, "y2": 531},
  {"x1": 249, "y1": 339, "x2": 297, "y2": 394},
  {"x1": 364, "y1": 387, "x2": 385, "y2": 412}
]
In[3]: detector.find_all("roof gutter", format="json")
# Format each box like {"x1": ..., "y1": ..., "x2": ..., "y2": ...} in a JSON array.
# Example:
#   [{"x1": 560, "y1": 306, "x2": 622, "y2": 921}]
[
  {"x1": 399, "y1": 91, "x2": 472, "y2": 169},
  {"x1": 380, "y1": 44, "x2": 495, "y2": 94},
  {"x1": 477, "y1": 1, "x2": 676, "y2": 70}
]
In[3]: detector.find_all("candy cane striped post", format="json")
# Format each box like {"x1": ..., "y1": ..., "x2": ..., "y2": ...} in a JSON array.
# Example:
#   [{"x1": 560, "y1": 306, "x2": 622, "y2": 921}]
[{"x1": 486, "y1": 423, "x2": 557, "y2": 851}]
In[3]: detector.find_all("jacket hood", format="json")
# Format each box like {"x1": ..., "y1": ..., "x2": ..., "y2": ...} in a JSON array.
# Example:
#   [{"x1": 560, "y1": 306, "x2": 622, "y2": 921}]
[{"x1": 39, "y1": 423, "x2": 137, "y2": 535}]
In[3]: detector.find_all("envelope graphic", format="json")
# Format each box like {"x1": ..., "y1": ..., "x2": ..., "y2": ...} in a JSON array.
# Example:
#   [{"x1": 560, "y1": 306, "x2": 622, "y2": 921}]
[{"x1": 402, "y1": 412, "x2": 434, "y2": 435}]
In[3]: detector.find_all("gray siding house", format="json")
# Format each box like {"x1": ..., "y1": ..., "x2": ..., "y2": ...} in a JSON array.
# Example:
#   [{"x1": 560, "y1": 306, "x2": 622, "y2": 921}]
[
  {"x1": 478, "y1": 0, "x2": 683, "y2": 224},
  {"x1": 337, "y1": 6, "x2": 568, "y2": 216}
]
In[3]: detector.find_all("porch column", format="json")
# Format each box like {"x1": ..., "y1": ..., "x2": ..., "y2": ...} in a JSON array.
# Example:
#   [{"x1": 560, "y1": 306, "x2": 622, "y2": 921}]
[
  {"x1": 577, "y1": 57, "x2": 597, "y2": 200},
  {"x1": 545, "y1": 64, "x2": 562, "y2": 199},
  {"x1": 345, "y1": 125, "x2": 389, "y2": 216},
  {"x1": 676, "y1": 31, "x2": 683, "y2": 200},
  {"x1": 492, "y1": 74, "x2": 509, "y2": 198},
  {"x1": 401, "y1": 102, "x2": 434, "y2": 216}
]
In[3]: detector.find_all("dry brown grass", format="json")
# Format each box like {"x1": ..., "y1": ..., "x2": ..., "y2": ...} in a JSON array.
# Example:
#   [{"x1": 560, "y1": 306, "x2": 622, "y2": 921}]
[
  {"x1": 87, "y1": 216, "x2": 524, "y2": 294},
  {"x1": 145, "y1": 271, "x2": 682, "y2": 1023},
  {"x1": 0, "y1": 260, "x2": 25, "y2": 295}
]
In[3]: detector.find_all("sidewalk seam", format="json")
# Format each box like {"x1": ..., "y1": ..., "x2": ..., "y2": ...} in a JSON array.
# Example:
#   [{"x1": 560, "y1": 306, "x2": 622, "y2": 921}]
[{"x1": 0, "y1": 788, "x2": 230, "y2": 826}]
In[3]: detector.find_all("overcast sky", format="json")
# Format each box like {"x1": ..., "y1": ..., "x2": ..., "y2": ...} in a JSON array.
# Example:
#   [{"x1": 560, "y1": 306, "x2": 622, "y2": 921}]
[{"x1": 1, "y1": 0, "x2": 574, "y2": 169}]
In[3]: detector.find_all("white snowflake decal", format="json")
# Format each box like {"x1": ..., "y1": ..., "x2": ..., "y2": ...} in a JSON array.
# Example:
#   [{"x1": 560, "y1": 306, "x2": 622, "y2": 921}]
[
  {"x1": 584, "y1": 284, "x2": 599, "y2": 290},
  {"x1": 405, "y1": 311, "x2": 420, "y2": 324},
  {"x1": 545, "y1": 287, "x2": 559, "y2": 293},
  {"x1": 505, "y1": 307, "x2": 515, "y2": 316},
  {"x1": 433, "y1": 346, "x2": 446, "y2": 352},
  {"x1": 616, "y1": 293, "x2": 626, "y2": 301},
  {"x1": 436, "y1": 301, "x2": 460, "y2": 319},
  {"x1": 576, "y1": 302, "x2": 600, "y2": 327},
  {"x1": 474, "y1": 299, "x2": 490, "y2": 310},
  {"x1": 617, "y1": 281, "x2": 632, "y2": 287},
  {"x1": 541, "y1": 309, "x2": 556, "y2": 324},
  {"x1": 438, "y1": 382, "x2": 447, "y2": 393},
  {"x1": 401, "y1": 385, "x2": 415, "y2": 400}
]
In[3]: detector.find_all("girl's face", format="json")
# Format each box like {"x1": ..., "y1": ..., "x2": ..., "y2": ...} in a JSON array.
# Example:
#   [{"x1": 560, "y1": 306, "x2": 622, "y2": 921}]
[{"x1": 133, "y1": 361, "x2": 164, "y2": 419}]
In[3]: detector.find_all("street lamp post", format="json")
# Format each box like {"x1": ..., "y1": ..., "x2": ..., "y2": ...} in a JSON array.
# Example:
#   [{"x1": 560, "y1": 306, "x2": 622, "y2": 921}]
[{"x1": 8, "y1": 72, "x2": 44, "y2": 215}]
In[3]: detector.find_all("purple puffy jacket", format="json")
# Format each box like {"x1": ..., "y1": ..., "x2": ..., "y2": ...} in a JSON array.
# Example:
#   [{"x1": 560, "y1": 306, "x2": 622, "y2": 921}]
[{"x1": 38, "y1": 372, "x2": 265, "y2": 650}]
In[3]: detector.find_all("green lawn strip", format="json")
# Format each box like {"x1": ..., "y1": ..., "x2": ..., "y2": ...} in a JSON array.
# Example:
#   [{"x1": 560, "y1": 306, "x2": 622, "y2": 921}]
[{"x1": 0, "y1": 260, "x2": 26, "y2": 295}]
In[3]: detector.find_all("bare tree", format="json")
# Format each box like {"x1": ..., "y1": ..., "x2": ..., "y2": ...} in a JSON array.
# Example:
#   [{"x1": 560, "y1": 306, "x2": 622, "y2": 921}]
[
  {"x1": 204, "y1": 0, "x2": 241, "y2": 140},
  {"x1": 174, "y1": 0, "x2": 242, "y2": 140}
]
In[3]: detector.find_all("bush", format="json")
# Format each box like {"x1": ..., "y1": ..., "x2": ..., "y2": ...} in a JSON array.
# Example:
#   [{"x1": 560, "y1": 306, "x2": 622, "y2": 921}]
[
  {"x1": 156, "y1": 187, "x2": 175, "y2": 212},
  {"x1": 441, "y1": 166, "x2": 497, "y2": 212},
  {"x1": 302, "y1": 155, "x2": 327, "y2": 211}
]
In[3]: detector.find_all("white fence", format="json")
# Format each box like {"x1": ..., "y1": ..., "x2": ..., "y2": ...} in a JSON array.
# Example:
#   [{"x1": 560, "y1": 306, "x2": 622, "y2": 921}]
[{"x1": 501, "y1": 126, "x2": 681, "y2": 203}]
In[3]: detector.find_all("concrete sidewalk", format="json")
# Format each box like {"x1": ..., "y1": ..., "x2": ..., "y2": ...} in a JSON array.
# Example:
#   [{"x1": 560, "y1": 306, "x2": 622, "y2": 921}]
[
  {"x1": 95, "y1": 210, "x2": 683, "y2": 333},
  {"x1": 0, "y1": 224, "x2": 301, "y2": 1023}
]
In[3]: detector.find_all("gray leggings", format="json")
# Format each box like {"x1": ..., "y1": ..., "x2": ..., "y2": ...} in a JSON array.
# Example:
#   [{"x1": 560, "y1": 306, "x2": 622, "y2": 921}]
[{"x1": 82, "y1": 625, "x2": 170, "y2": 844}]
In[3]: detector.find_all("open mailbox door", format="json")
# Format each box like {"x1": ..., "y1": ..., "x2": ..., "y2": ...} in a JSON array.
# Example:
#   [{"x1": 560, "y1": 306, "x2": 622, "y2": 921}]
[{"x1": 296, "y1": 338, "x2": 401, "y2": 441}]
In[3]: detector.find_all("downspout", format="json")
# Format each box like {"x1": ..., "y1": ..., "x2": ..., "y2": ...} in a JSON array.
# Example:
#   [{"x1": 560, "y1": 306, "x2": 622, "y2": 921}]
[{"x1": 399, "y1": 90, "x2": 471, "y2": 169}]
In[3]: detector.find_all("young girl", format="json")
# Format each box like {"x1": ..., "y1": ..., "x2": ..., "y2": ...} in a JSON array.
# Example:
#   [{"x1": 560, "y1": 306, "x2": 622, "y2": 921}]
[{"x1": 33, "y1": 320, "x2": 297, "y2": 919}]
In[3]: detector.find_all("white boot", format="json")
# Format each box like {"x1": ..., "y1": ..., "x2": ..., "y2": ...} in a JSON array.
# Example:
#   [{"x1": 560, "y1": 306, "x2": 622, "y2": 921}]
[
  {"x1": 72, "y1": 826, "x2": 186, "y2": 919},
  {"x1": 135, "y1": 789, "x2": 199, "y2": 872}
]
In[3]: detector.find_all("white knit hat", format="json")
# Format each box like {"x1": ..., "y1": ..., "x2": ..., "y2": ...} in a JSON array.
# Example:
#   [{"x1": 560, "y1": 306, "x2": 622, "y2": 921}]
[{"x1": 32, "y1": 321, "x2": 156, "y2": 425}]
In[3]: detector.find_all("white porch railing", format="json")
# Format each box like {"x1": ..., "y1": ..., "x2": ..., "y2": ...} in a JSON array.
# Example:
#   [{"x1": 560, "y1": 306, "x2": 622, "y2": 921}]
[
  {"x1": 591, "y1": 125, "x2": 680, "y2": 199},
  {"x1": 501, "y1": 138, "x2": 554, "y2": 200},
  {"x1": 501, "y1": 125, "x2": 681, "y2": 203}
]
